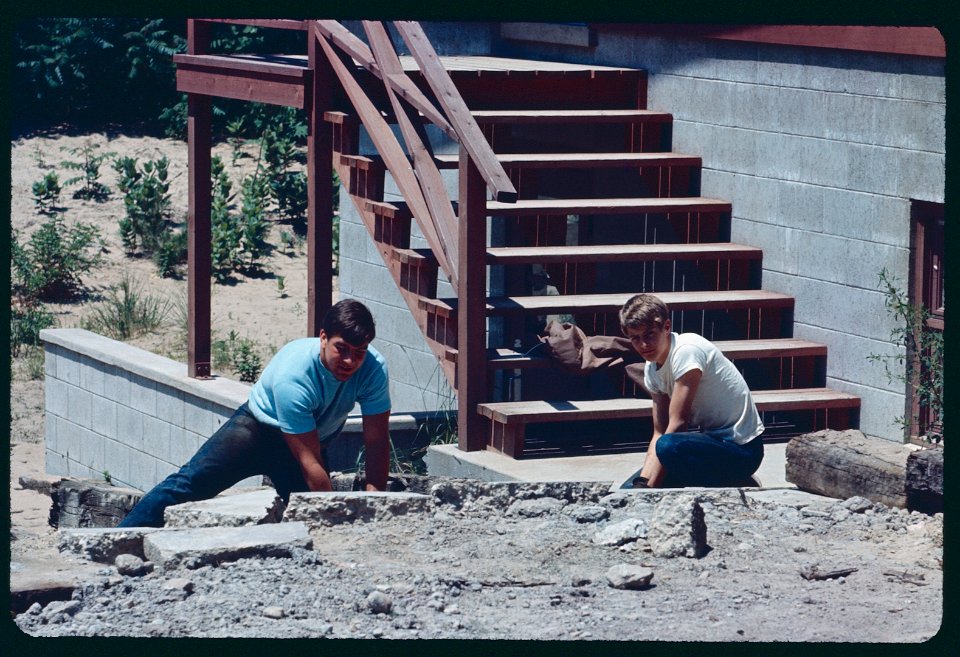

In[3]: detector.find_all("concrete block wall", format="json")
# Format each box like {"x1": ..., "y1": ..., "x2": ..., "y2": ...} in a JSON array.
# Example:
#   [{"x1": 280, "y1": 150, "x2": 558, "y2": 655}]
[
  {"x1": 40, "y1": 329, "x2": 423, "y2": 492},
  {"x1": 338, "y1": 23, "x2": 943, "y2": 441}
]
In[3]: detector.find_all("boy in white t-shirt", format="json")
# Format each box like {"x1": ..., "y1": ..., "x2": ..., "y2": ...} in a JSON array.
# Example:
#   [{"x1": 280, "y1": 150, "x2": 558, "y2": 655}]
[{"x1": 618, "y1": 293, "x2": 764, "y2": 488}]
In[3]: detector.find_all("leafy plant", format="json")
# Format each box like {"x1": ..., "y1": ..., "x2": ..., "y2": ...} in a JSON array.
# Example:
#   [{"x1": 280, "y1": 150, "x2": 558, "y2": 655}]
[
  {"x1": 276, "y1": 275, "x2": 287, "y2": 298},
  {"x1": 10, "y1": 302, "x2": 57, "y2": 357},
  {"x1": 61, "y1": 141, "x2": 115, "y2": 201},
  {"x1": 212, "y1": 330, "x2": 263, "y2": 382},
  {"x1": 31, "y1": 171, "x2": 62, "y2": 214},
  {"x1": 11, "y1": 216, "x2": 103, "y2": 301},
  {"x1": 80, "y1": 275, "x2": 172, "y2": 340},
  {"x1": 114, "y1": 155, "x2": 172, "y2": 254},
  {"x1": 868, "y1": 268, "x2": 944, "y2": 443}
]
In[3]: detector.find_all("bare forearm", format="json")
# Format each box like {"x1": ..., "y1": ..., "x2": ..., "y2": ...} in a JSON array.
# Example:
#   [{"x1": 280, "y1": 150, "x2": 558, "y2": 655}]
[{"x1": 301, "y1": 461, "x2": 333, "y2": 492}]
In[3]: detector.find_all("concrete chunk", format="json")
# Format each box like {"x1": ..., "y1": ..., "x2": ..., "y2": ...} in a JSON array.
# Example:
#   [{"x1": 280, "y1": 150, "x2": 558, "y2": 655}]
[
  {"x1": 164, "y1": 488, "x2": 284, "y2": 528},
  {"x1": 906, "y1": 447, "x2": 943, "y2": 514},
  {"x1": 59, "y1": 527, "x2": 161, "y2": 562},
  {"x1": 283, "y1": 491, "x2": 433, "y2": 526},
  {"x1": 51, "y1": 478, "x2": 142, "y2": 529},
  {"x1": 142, "y1": 522, "x2": 313, "y2": 569},
  {"x1": 649, "y1": 494, "x2": 707, "y2": 558}
]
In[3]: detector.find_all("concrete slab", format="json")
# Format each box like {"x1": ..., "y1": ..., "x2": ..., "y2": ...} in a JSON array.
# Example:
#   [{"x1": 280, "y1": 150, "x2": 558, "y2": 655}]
[
  {"x1": 424, "y1": 442, "x2": 794, "y2": 489},
  {"x1": 164, "y1": 488, "x2": 283, "y2": 528},
  {"x1": 59, "y1": 526, "x2": 161, "y2": 562},
  {"x1": 142, "y1": 521, "x2": 312, "y2": 569},
  {"x1": 10, "y1": 553, "x2": 105, "y2": 614},
  {"x1": 283, "y1": 491, "x2": 433, "y2": 526}
]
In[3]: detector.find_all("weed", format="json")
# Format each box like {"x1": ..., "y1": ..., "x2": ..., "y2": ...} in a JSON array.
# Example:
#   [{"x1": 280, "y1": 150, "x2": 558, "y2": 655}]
[
  {"x1": 31, "y1": 171, "x2": 62, "y2": 214},
  {"x1": 11, "y1": 216, "x2": 103, "y2": 302},
  {"x1": 102, "y1": 470, "x2": 112, "y2": 484},
  {"x1": 23, "y1": 345, "x2": 47, "y2": 380},
  {"x1": 10, "y1": 302, "x2": 57, "y2": 357},
  {"x1": 114, "y1": 155, "x2": 171, "y2": 254},
  {"x1": 80, "y1": 274, "x2": 172, "y2": 340},
  {"x1": 212, "y1": 330, "x2": 263, "y2": 382},
  {"x1": 868, "y1": 268, "x2": 944, "y2": 443},
  {"x1": 277, "y1": 275, "x2": 287, "y2": 298},
  {"x1": 60, "y1": 141, "x2": 115, "y2": 201}
]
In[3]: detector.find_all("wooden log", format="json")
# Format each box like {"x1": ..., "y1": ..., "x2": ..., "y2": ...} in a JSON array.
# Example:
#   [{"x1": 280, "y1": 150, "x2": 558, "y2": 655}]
[
  {"x1": 905, "y1": 447, "x2": 943, "y2": 514},
  {"x1": 785, "y1": 429, "x2": 911, "y2": 508},
  {"x1": 50, "y1": 479, "x2": 142, "y2": 529}
]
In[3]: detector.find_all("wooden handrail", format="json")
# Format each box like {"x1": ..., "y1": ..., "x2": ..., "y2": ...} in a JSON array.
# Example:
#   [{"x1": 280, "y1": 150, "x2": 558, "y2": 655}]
[
  {"x1": 193, "y1": 19, "x2": 309, "y2": 31},
  {"x1": 394, "y1": 21, "x2": 518, "y2": 204}
]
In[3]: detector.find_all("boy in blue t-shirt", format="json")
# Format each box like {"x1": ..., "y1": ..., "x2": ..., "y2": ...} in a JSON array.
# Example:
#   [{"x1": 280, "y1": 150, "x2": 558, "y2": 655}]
[{"x1": 119, "y1": 299, "x2": 392, "y2": 527}]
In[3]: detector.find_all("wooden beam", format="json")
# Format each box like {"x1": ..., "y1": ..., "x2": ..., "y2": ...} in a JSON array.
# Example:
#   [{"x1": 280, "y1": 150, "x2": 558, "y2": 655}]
[
  {"x1": 306, "y1": 28, "x2": 334, "y2": 337},
  {"x1": 313, "y1": 24, "x2": 459, "y2": 293},
  {"x1": 394, "y1": 21, "x2": 518, "y2": 203},
  {"x1": 195, "y1": 19, "x2": 308, "y2": 31},
  {"x1": 187, "y1": 19, "x2": 212, "y2": 379},
  {"x1": 457, "y1": 149, "x2": 488, "y2": 451}
]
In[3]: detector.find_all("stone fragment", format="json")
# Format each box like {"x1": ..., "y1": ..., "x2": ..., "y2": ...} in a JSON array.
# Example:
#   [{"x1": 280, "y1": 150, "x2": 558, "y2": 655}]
[
  {"x1": 843, "y1": 496, "x2": 874, "y2": 513},
  {"x1": 115, "y1": 554, "x2": 152, "y2": 577},
  {"x1": 593, "y1": 518, "x2": 648, "y2": 546},
  {"x1": 263, "y1": 606, "x2": 286, "y2": 619},
  {"x1": 18, "y1": 474, "x2": 61, "y2": 497},
  {"x1": 367, "y1": 591, "x2": 393, "y2": 614},
  {"x1": 50, "y1": 478, "x2": 142, "y2": 529},
  {"x1": 906, "y1": 448, "x2": 943, "y2": 514},
  {"x1": 564, "y1": 504, "x2": 610, "y2": 523},
  {"x1": 142, "y1": 522, "x2": 313, "y2": 570},
  {"x1": 283, "y1": 492, "x2": 433, "y2": 526},
  {"x1": 164, "y1": 488, "x2": 284, "y2": 528},
  {"x1": 59, "y1": 527, "x2": 159, "y2": 562},
  {"x1": 162, "y1": 578, "x2": 195, "y2": 594},
  {"x1": 649, "y1": 494, "x2": 707, "y2": 558},
  {"x1": 606, "y1": 564, "x2": 654, "y2": 590},
  {"x1": 507, "y1": 497, "x2": 564, "y2": 518}
]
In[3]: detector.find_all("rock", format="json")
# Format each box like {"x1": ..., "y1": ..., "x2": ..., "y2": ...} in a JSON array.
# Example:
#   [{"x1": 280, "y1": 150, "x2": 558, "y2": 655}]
[
  {"x1": 162, "y1": 578, "x2": 194, "y2": 595},
  {"x1": 59, "y1": 527, "x2": 159, "y2": 562},
  {"x1": 605, "y1": 565, "x2": 654, "y2": 590},
  {"x1": 593, "y1": 518, "x2": 648, "y2": 546},
  {"x1": 18, "y1": 474, "x2": 61, "y2": 497},
  {"x1": 507, "y1": 497, "x2": 564, "y2": 518},
  {"x1": 50, "y1": 478, "x2": 142, "y2": 529},
  {"x1": 785, "y1": 430, "x2": 912, "y2": 508},
  {"x1": 564, "y1": 504, "x2": 610, "y2": 523},
  {"x1": 263, "y1": 606, "x2": 286, "y2": 619},
  {"x1": 115, "y1": 554, "x2": 152, "y2": 576},
  {"x1": 26, "y1": 602, "x2": 43, "y2": 615},
  {"x1": 649, "y1": 494, "x2": 707, "y2": 558},
  {"x1": 142, "y1": 522, "x2": 313, "y2": 570},
  {"x1": 282, "y1": 492, "x2": 433, "y2": 526},
  {"x1": 905, "y1": 448, "x2": 943, "y2": 514},
  {"x1": 367, "y1": 591, "x2": 393, "y2": 614},
  {"x1": 843, "y1": 496, "x2": 874, "y2": 513},
  {"x1": 164, "y1": 488, "x2": 284, "y2": 528}
]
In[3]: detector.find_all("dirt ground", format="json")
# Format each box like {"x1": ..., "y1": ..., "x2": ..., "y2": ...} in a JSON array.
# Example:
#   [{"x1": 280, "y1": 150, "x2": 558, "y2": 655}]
[{"x1": 7, "y1": 132, "x2": 947, "y2": 643}]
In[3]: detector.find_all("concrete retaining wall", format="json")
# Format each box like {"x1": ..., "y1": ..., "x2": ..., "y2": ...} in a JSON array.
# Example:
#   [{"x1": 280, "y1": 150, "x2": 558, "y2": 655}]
[
  {"x1": 40, "y1": 329, "x2": 423, "y2": 493},
  {"x1": 337, "y1": 22, "x2": 945, "y2": 441}
]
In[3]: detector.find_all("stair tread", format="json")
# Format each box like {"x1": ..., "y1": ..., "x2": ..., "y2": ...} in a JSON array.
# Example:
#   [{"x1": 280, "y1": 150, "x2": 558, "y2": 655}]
[
  {"x1": 478, "y1": 388, "x2": 860, "y2": 424},
  {"x1": 470, "y1": 109, "x2": 672, "y2": 124},
  {"x1": 434, "y1": 152, "x2": 701, "y2": 169},
  {"x1": 424, "y1": 289, "x2": 794, "y2": 316},
  {"x1": 487, "y1": 242, "x2": 761, "y2": 264},
  {"x1": 487, "y1": 197, "x2": 730, "y2": 215}
]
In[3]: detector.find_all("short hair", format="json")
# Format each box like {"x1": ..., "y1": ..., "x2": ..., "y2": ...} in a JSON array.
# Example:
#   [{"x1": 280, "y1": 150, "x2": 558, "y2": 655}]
[
  {"x1": 619, "y1": 293, "x2": 670, "y2": 332},
  {"x1": 322, "y1": 299, "x2": 376, "y2": 346}
]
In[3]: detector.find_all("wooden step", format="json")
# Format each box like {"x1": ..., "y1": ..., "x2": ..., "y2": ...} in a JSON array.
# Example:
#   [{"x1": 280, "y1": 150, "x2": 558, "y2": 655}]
[
  {"x1": 434, "y1": 152, "x2": 701, "y2": 170},
  {"x1": 487, "y1": 197, "x2": 730, "y2": 216},
  {"x1": 470, "y1": 109, "x2": 673, "y2": 125},
  {"x1": 479, "y1": 388, "x2": 860, "y2": 457},
  {"x1": 486, "y1": 242, "x2": 761, "y2": 265},
  {"x1": 423, "y1": 289, "x2": 793, "y2": 318}
]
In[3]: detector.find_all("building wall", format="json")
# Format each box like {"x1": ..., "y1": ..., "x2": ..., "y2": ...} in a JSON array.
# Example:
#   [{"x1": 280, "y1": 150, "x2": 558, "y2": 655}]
[{"x1": 336, "y1": 23, "x2": 946, "y2": 441}]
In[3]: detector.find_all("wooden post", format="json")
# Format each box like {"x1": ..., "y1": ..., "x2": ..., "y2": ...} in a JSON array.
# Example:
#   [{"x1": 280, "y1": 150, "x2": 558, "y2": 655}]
[
  {"x1": 307, "y1": 27, "x2": 335, "y2": 336},
  {"x1": 457, "y1": 149, "x2": 488, "y2": 451},
  {"x1": 187, "y1": 20, "x2": 212, "y2": 378}
]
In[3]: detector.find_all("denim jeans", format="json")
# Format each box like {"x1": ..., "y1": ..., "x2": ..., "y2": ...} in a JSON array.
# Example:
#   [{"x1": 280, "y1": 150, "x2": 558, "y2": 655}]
[
  {"x1": 118, "y1": 403, "x2": 314, "y2": 528},
  {"x1": 655, "y1": 429, "x2": 764, "y2": 487}
]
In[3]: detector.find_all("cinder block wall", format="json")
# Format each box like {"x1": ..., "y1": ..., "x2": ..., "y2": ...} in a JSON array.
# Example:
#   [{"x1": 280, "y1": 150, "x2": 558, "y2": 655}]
[
  {"x1": 40, "y1": 329, "x2": 422, "y2": 491},
  {"x1": 338, "y1": 22, "x2": 945, "y2": 441}
]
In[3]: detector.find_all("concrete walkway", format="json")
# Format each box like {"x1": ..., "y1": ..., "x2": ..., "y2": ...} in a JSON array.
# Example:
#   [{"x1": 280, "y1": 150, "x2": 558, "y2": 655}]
[{"x1": 424, "y1": 441, "x2": 793, "y2": 489}]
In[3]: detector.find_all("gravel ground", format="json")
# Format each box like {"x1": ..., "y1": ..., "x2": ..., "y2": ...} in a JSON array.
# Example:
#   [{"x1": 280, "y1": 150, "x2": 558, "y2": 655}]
[{"x1": 13, "y1": 485, "x2": 943, "y2": 642}]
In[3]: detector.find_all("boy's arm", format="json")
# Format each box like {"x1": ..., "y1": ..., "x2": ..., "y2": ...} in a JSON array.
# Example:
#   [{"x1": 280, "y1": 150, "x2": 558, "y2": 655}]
[
  {"x1": 361, "y1": 411, "x2": 391, "y2": 491},
  {"x1": 283, "y1": 430, "x2": 333, "y2": 492},
  {"x1": 641, "y1": 368, "x2": 702, "y2": 487}
]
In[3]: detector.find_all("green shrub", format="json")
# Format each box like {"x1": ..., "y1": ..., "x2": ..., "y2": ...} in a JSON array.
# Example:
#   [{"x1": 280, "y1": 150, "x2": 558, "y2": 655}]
[
  {"x1": 31, "y1": 171, "x2": 62, "y2": 214},
  {"x1": 114, "y1": 155, "x2": 172, "y2": 255},
  {"x1": 80, "y1": 275, "x2": 171, "y2": 340},
  {"x1": 61, "y1": 141, "x2": 115, "y2": 201},
  {"x1": 154, "y1": 226, "x2": 188, "y2": 278},
  {"x1": 11, "y1": 216, "x2": 103, "y2": 301},
  {"x1": 10, "y1": 302, "x2": 57, "y2": 357},
  {"x1": 212, "y1": 330, "x2": 263, "y2": 382}
]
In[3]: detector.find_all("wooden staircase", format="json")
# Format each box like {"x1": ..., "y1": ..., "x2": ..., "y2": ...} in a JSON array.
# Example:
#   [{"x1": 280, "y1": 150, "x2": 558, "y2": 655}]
[{"x1": 176, "y1": 20, "x2": 861, "y2": 459}]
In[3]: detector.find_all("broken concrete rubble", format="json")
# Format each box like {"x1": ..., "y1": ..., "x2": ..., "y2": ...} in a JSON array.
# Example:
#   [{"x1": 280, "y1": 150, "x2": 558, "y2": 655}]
[
  {"x1": 142, "y1": 521, "x2": 313, "y2": 569},
  {"x1": 59, "y1": 527, "x2": 159, "y2": 562},
  {"x1": 164, "y1": 488, "x2": 284, "y2": 527},
  {"x1": 50, "y1": 478, "x2": 141, "y2": 529},
  {"x1": 283, "y1": 491, "x2": 433, "y2": 526},
  {"x1": 648, "y1": 494, "x2": 707, "y2": 558}
]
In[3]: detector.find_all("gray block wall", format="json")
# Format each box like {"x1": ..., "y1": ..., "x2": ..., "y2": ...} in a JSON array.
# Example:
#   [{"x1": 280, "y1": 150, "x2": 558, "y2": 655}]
[
  {"x1": 40, "y1": 329, "x2": 421, "y2": 491},
  {"x1": 336, "y1": 24, "x2": 945, "y2": 442}
]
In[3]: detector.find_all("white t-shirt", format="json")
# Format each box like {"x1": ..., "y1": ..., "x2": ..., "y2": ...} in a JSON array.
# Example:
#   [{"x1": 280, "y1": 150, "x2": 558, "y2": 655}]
[{"x1": 643, "y1": 332, "x2": 763, "y2": 444}]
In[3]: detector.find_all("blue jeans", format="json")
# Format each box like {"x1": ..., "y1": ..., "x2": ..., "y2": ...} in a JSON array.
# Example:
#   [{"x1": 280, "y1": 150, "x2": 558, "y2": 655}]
[
  {"x1": 655, "y1": 430, "x2": 764, "y2": 487},
  {"x1": 118, "y1": 403, "x2": 317, "y2": 528}
]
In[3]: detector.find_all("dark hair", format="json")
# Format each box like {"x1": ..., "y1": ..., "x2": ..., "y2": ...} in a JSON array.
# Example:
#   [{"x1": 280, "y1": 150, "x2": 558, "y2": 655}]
[
  {"x1": 322, "y1": 299, "x2": 376, "y2": 346},
  {"x1": 619, "y1": 293, "x2": 670, "y2": 332}
]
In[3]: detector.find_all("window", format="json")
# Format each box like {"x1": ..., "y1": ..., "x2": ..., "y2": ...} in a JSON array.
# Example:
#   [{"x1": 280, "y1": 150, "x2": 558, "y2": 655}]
[{"x1": 909, "y1": 200, "x2": 944, "y2": 441}]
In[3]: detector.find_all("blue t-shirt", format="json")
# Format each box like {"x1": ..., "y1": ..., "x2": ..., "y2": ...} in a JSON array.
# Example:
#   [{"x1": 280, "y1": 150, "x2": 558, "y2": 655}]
[{"x1": 247, "y1": 338, "x2": 390, "y2": 441}]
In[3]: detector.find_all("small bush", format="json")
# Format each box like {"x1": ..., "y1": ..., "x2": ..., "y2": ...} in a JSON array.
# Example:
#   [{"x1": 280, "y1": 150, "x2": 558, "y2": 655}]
[
  {"x1": 212, "y1": 330, "x2": 263, "y2": 382},
  {"x1": 31, "y1": 171, "x2": 62, "y2": 214},
  {"x1": 11, "y1": 216, "x2": 103, "y2": 301},
  {"x1": 81, "y1": 275, "x2": 171, "y2": 340},
  {"x1": 114, "y1": 155, "x2": 171, "y2": 254},
  {"x1": 10, "y1": 301, "x2": 57, "y2": 357},
  {"x1": 61, "y1": 141, "x2": 115, "y2": 201}
]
